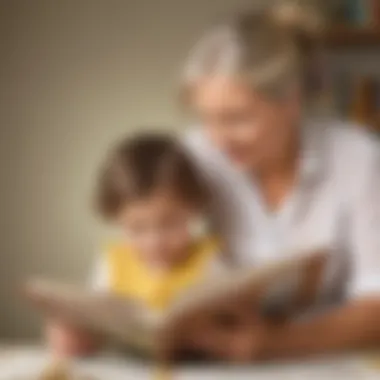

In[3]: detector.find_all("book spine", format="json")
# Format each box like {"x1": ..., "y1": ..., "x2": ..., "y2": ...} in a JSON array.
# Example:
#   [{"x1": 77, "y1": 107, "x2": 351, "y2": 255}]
[
  {"x1": 351, "y1": 76, "x2": 379, "y2": 128},
  {"x1": 334, "y1": 72, "x2": 346, "y2": 116},
  {"x1": 371, "y1": 0, "x2": 380, "y2": 26},
  {"x1": 344, "y1": 0, "x2": 355, "y2": 24},
  {"x1": 374, "y1": 78, "x2": 380, "y2": 132},
  {"x1": 350, "y1": 77, "x2": 369, "y2": 124},
  {"x1": 345, "y1": 0, "x2": 372, "y2": 26},
  {"x1": 339, "y1": 73, "x2": 353, "y2": 118},
  {"x1": 369, "y1": 77, "x2": 378, "y2": 128},
  {"x1": 376, "y1": 78, "x2": 380, "y2": 132},
  {"x1": 357, "y1": 0, "x2": 372, "y2": 26},
  {"x1": 376, "y1": 78, "x2": 380, "y2": 111},
  {"x1": 363, "y1": 0, "x2": 377, "y2": 27}
]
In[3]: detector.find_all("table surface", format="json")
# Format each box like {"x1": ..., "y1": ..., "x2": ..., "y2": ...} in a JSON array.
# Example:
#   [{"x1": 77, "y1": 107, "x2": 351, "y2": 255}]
[{"x1": 1, "y1": 345, "x2": 380, "y2": 380}]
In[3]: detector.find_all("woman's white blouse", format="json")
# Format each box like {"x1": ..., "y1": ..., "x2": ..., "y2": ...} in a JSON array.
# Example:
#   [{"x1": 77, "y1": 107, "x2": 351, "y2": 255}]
[{"x1": 182, "y1": 120, "x2": 380, "y2": 302}]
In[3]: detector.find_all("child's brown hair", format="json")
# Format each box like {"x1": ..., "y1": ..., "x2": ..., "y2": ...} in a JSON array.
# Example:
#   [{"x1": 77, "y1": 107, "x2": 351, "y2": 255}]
[{"x1": 95, "y1": 132, "x2": 209, "y2": 220}]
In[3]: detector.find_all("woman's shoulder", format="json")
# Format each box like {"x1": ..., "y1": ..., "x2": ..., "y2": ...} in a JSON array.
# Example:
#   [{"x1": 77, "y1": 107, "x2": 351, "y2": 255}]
[
  {"x1": 323, "y1": 120, "x2": 379, "y2": 166},
  {"x1": 327, "y1": 120, "x2": 379, "y2": 152},
  {"x1": 317, "y1": 120, "x2": 379, "y2": 191}
]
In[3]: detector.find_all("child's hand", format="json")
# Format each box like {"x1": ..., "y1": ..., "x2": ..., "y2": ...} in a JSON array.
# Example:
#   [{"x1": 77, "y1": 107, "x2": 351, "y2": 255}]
[{"x1": 45, "y1": 320, "x2": 102, "y2": 358}]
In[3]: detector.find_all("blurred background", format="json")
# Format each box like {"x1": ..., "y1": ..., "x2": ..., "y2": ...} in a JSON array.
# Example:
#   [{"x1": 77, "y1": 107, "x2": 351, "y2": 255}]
[{"x1": 0, "y1": 0, "x2": 379, "y2": 340}]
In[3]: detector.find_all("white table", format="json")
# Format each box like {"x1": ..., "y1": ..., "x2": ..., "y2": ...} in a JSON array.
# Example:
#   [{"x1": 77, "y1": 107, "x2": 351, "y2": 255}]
[{"x1": 1, "y1": 345, "x2": 380, "y2": 379}]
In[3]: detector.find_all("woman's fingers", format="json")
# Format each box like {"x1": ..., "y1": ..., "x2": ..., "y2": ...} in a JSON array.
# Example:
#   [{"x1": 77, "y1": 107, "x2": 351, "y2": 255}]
[
  {"x1": 158, "y1": 303, "x2": 267, "y2": 362},
  {"x1": 180, "y1": 306, "x2": 261, "y2": 362}
]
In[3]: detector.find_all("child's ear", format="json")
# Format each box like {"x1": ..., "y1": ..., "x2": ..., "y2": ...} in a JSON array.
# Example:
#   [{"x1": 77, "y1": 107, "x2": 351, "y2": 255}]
[{"x1": 189, "y1": 216, "x2": 209, "y2": 240}]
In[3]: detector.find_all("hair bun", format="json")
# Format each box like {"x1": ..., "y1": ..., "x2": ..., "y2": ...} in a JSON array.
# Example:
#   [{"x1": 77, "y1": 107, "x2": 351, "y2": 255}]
[{"x1": 270, "y1": 2, "x2": 326, "y2": 40}]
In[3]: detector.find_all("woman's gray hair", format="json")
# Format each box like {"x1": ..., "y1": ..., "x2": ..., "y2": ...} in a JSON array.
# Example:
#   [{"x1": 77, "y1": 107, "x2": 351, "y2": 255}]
[{"x1": 182, "y1": 3, "x2": 325, "y2": 101}]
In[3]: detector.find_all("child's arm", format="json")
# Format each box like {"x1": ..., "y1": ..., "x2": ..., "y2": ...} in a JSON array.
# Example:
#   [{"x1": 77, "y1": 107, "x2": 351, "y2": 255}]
[
  {"x1": 45, "y1": 320, "x2": 102, "y2": 358},
  {"x1": 44, "y1": 255, "x2": 109, "y2": 358},
  {"x1": 256, "y1": 297, "x2": 380, "y2": 360}
]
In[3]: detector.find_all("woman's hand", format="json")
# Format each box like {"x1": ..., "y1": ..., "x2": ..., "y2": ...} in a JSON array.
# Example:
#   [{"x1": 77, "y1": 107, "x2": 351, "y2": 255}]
[
  {"x1": 176, "y1": 298, "x2": 380, "y2": 362},
  {"x1": 45, "y1": 320, "x2": 102, "y2": 358},
  {"x1": 189, "y1": 312, "x2": 271, "y2": 362},
  {"x1": 163, "y1": 305, "x2": 272, "y2": 363}
]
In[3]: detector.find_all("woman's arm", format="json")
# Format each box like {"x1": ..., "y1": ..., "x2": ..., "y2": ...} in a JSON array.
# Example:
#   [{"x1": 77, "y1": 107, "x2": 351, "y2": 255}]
[
  {"x1": 180, "y1": 295, "x2": 380, "y2": 362},
  {"x1": 258, "y1": 297, "x2": 380, "y2": 360},
  {"x1": 259, "y1": 139, "x2": 380, "y2": 360}
]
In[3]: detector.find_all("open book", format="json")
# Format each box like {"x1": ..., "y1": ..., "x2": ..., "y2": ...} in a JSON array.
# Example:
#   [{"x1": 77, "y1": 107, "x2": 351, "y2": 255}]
[{"x1": 24, "y1": 249, "x2": 327, "y2": 358}]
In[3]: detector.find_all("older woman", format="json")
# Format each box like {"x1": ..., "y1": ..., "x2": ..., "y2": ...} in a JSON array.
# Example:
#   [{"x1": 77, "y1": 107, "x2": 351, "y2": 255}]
[{"x1": 178, "y1": 6, "x2": 380, "y2": 361}]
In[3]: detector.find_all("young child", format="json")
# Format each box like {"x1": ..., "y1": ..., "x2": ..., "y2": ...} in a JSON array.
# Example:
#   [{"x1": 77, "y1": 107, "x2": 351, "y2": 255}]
[{"x1": 47, "y1": 132, "x2": 226, "y2": 358}]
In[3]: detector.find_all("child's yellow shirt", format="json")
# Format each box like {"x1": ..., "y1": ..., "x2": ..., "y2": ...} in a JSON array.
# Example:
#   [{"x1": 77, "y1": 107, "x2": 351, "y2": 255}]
[{"x1": 105, "y1": 237, "x2": 219, "y2": 311}]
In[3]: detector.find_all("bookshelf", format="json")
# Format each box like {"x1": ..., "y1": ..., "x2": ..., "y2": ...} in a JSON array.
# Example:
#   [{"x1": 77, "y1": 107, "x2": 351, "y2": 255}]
[
  {"x1": 325, "y1": 26, "x2": 380, "y2": 47},
  {"x1": 315, "y1": 0, "x2": 380, "y2": 131},
  {"x1": 320, "y1": 25, "x2": 380, "y2": 132}
]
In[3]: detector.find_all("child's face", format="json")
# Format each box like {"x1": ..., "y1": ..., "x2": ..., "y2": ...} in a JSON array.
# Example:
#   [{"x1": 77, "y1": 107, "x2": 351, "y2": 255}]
[{"x1": 119, "y1": 193, "x2": 199, "y2": 269}]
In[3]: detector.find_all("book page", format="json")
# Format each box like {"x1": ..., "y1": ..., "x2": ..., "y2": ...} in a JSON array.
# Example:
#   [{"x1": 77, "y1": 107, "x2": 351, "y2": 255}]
[
  {"x1": 162, "y1": 249, "x2": 327, "y2": 332},
  {"x1": 24, "y1": 280, "x2": 162, "y2": 353},
  {"x1": 24, "y1": 249, "x2": 327, "y2": 357}
]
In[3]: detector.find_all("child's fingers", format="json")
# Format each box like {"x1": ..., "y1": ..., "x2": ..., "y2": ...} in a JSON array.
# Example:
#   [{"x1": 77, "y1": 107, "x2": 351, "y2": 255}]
[{"x1": 21, "y1": 279, "x2": 50, "y2": 305}]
